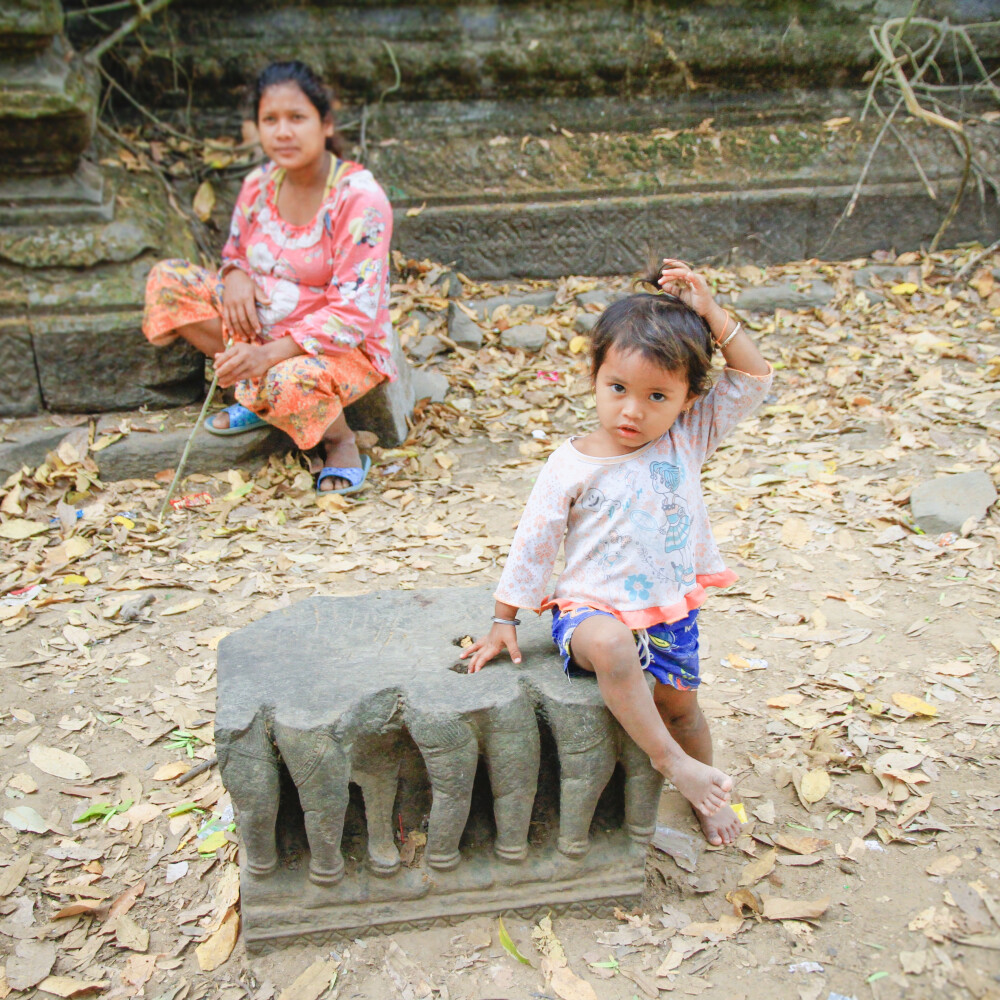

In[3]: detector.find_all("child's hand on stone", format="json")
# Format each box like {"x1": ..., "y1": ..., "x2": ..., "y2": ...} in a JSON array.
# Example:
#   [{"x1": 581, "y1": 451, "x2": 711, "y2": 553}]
[{"x1": 460, "y1": 624, "x2": 522, "y2": 673}]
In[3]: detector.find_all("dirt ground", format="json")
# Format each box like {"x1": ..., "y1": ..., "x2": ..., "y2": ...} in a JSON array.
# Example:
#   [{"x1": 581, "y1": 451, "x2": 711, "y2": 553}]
[{"x1": 1, "y1": 249, "x2": 999, "y2": 1000}]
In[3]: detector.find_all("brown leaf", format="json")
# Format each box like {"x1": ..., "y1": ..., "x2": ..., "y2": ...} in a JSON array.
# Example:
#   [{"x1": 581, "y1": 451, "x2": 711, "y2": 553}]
[
  {"x1": 35, "y1": 976, "x2": 110, "y2": 998},
  {"x1": 799, "y1": 769, "x2": 831, "y2": 804},
  {"x1": 738, "y1": 848, "x2": 776, "y2": 886},
  {"x1": 114, "y1": 913, "x2": 149, "y2": 952},
  {"x1": 104, "y1": 880, "x2": 145, "y2": 924},
  {"x1": 276, "y1": 957, "x2": 340, "y2": 1000},
  {"x1": 726, "y1": 888, "x2": 763, "y2": 919},
  {"x1": 0, "y1": 853, "x2": 31, "y2": 896},
  {"x1": 762, "y1": 895, "x2": 831, "y2": 920},
  {"x1": 772, "y1": 834, "x2": 831, "y2": 855},
  {"x1": 196, "y1": 905, "x2": 239, "y2": 971}
]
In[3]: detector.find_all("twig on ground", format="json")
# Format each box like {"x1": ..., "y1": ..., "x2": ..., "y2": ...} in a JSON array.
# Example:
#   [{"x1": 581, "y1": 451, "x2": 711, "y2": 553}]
[
  {"x1": 175, "y1": 756, "x2": 218, "y2": 786},
  {"x1": 953, "y1": 237, "x2": 1000, "y2": 281}
]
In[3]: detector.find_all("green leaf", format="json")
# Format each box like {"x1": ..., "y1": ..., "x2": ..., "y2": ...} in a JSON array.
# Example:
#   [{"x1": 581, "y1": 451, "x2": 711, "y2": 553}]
[
  {"x1": 167, "y1": 802, "x2": 203, "y2": 817},
  {"x1": 497, "y1": 916, "x2": 532, "y2": 966},
  {"x1": 223, "y1": 482, "x2": 254, "y2": 501},
  {"x1": 867, "y1": 971, "x2": 888, "y2": 983}
]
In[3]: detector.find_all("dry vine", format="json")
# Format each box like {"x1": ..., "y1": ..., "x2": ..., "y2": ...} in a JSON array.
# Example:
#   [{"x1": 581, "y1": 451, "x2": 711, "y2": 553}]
[{"x1": 826, "y1": 5, "x2": 1000, "y2": 254}]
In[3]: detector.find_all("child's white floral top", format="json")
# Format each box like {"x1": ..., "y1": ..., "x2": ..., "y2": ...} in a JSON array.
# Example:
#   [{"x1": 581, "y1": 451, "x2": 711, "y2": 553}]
[{"x1": 495, "y1": 365, "x2": 774, "y2": 627}]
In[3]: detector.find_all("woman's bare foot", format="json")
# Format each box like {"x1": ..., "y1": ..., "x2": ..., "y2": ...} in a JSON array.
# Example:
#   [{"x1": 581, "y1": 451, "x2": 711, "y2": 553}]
[
  {"x1": 660, "y1": 753, "x2": 732, "y2": 822},
  {"x1": 697, "y1": 803, "x2": 743, "y2": 846}
]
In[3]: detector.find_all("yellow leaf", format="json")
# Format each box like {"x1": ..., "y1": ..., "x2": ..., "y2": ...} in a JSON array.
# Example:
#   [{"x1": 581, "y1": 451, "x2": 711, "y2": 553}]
[
  {"x1": 198, "y1": 830, "x2": 228, "y2": 854},
  {"x1": 568, "y1": 335, "x2": 588, "y2": 354},
  {"x1": 193, "y1": 181, "x2": 216, "y2": 222},
  {"x1": 0, "y1": 518, "x2": 49, "y2": 540},
  {"x1": 890, "y1": 282, "x2": 918, "y2": 295},
  {"x1": 892, "y1": 692, "x2": 938, "y2": 717},
  {"x1": 800, "y1": 768, "x2": 830, "y2": 804},
  {"x1": 405, "y1": 202, "x2": 426, "y2": 217},
  {"x1": 195, "y1": 906, "x2": 239, "y2": 971},
  {"x1": 62, "y1": 574, "x2": 89, "y2": 586},
  {"x1": 161, "y1": 598, "x2": 205, "y2": 617}
]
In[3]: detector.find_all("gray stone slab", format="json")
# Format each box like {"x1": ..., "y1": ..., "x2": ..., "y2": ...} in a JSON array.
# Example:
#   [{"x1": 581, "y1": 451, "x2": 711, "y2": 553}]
[
  {"x1": 500, "y1": 323, "x2": 548, "y2": 352},
  {"x1": 447, "y1": 302, "x2": 485, "y2": 348},
  {"x1": 394, "y1": 180, "x2": 1000, "y2": 279},
  {"x1": 0, "y1": 324, "x2": 43, "y2": 417},
  {"x1": 722, "y1": 279, "x2": 835, "y2": 312},
  {"x1": 217, "y1": 587, "x2": 661, "y2": 950},
  {"x1": 576, "y1": 290, "x2": 611, "y2": 309},
  {"x1": 32, "y1": 320, "x2": 204, "y2": 412},
  {"x1": 410, "y1": 368, "x2": 449, "y2": 403},
  {"x1": 910, "y1": 471, "x2": 998, "y2": 535},
  {"x1": 0, "y1": 423, "x2": 68, "y2": 479},
  {"x1": 344, "y1": 334, "x2": 415, "y2": 448},
  {"x1": 410, "y1": 334, "x2": 447, "y2": 362},
  {"x1": 93, "y1": 422, "x2": 291, "y2": 482},
  {"x1": 574, "y1": 312, "x2": 600, "y2": 334}
]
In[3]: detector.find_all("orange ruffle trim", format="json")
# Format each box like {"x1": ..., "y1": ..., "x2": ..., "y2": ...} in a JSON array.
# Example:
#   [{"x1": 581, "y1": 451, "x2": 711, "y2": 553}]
[{"x1": 541, "y1": 570, "x2": 738, "y2": 629}]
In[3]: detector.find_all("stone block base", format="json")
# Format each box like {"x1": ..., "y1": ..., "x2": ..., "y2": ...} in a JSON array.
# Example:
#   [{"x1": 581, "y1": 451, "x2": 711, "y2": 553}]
[{"x1": 217, "y1": 588, "x2": 662, "y2": 951}]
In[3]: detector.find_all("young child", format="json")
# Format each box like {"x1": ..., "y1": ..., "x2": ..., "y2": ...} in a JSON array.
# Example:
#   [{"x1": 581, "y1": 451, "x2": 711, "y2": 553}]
[{"x1": 461, "y1": 259, "x2": 773, "y2": 846}]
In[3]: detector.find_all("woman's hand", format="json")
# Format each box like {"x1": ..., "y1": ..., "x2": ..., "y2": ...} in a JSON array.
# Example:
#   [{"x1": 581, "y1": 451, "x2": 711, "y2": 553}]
[
  {"x1": 658, "y1": 258, "x2": 728, "y2": 334},
  {"x1": 460, "y1": 624, "x2": 522, "y2": 674},
  {"x1": 222, "y1": 269, "x2": 262, "y2": 340},
  {"x1": 213, "y1": 342, "x2": 274, "y2": 387}
]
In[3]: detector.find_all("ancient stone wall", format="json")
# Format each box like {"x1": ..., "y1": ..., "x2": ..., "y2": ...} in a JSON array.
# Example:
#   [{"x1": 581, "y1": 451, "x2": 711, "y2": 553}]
[{"x1": 64, "y1": 0, "x2": 1000, "y2": 278}]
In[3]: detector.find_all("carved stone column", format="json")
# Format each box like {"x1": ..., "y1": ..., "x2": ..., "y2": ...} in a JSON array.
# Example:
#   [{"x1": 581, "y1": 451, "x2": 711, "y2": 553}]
[{"x1": 0, "y1": 0, "x2": 202, "y2": 417}]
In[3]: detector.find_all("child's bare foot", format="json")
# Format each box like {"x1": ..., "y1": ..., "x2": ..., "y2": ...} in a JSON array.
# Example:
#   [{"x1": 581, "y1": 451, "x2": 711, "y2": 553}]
[
  {"x1": 697, "y1": 803, "x2": 743, "y2": 846},
  {"x1": 660, "y1": 753, "x2": 732, "y2": 820}
]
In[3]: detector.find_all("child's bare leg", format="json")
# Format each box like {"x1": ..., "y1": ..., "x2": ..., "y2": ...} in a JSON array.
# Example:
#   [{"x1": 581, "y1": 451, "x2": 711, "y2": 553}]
[
  {"x1": 569, "y1": 615, "x2": 732, "y2": 819},
  {"x1": 653, "y1": 684, "x2": 742, "y2": 846}
]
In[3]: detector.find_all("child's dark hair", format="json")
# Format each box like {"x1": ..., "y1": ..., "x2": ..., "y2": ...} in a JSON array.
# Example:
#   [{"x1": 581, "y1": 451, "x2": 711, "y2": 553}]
[
  {"x1": 251, "y1": 61, "x2": 347, "y2": 157},
  {"x1": 590, "y1": 274, "x2": 715, "y2": 396}
]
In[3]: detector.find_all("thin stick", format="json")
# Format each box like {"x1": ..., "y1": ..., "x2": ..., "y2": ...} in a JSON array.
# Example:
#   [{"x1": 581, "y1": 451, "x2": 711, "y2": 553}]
[
  {"x1": 155, "y1": 343, "x2": 230, "y2": 524},
  {"x1": 953, "y1": 237, "x2": 1000, "y2": 282},
  {"x1": 175, "y1": 756, "x2": 217, "y2": 786},
  {"x1": 84, "y1": 0, "x2": 174, "y2": 64}
]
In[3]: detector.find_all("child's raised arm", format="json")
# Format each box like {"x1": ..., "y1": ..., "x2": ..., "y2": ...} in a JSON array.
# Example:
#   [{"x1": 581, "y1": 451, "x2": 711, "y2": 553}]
[
  {"x1": 460, "y1": 601, "x2": 522, "y2": 672},
  {"x1": 659, "y1": 258, "x2": 769, "y2": 377}
]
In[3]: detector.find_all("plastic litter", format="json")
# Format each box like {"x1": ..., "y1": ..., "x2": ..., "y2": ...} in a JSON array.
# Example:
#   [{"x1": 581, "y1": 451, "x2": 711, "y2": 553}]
[
  {"x1": 169, "y1": 492, "x2": 213, "y2": 510},
  {"x1": 2, "y1": 584, "x2": 43, "y2": 606},
  {"x1": 788, "y1": 961, "x2": 825, "y2": 973},
  {"x1": 536, "y1": 370, "x2": 560, "y2": 382}
]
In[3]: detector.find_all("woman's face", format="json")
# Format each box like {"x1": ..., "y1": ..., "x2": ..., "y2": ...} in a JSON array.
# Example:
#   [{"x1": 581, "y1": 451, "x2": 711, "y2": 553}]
[{"x1": 257, "y1": 82, "x2": 333, "y2": 172}]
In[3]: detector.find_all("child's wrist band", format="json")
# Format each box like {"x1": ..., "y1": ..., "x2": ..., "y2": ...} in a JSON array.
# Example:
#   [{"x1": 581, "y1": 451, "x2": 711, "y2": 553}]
[
  {"x1": 492, "y1": 616, "x2": 521, "y2": 626},
  {"x1": 715, "y1": 320, "x2": 742, "y2": 349}
]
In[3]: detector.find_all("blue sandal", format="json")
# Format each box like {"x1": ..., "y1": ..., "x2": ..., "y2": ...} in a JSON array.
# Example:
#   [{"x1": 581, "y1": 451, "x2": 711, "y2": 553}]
[
  {"x1": 315, "y1": 455, "x2": 372, "y2": 496},
  {"x1": 205, "y1": 404, "x2": 267, "y2": 436}
]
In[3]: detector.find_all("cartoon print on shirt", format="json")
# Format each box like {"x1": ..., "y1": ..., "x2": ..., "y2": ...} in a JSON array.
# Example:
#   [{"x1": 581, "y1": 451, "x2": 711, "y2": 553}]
[
  {"x1": 579, "y1": 487, "x2": 622, "y2": 519},
  {"x1": 650, "y1": 461, "x2": 691, "y2": 554},
  {"x1": 672, "y1": 562, "x2": 696, "y2": 589},
  {"x1": 596, "y1": 528, "x2": 632, "y2": 573},
  {"x1": 347, "y1": 207, "x2": 385, "y2": 247}
]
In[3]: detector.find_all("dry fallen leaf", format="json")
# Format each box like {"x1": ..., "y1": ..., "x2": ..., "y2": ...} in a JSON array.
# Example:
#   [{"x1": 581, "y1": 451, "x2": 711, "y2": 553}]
[
  {"x1": 276, "y1": 957, "x2": 340, "y2": 1000},
  {"x1": 195, "y1": 905, "x2": 239, "y2": 971},
  {"x1": 772, "y1": 833, "x2": 831, "y2": 855},
  {"x1": 892, "y1": 692, "x2": 938, "y2": 717},
  {"x1": 762, "y1": 895, "x2": 831, "y2": 920},
  {"x1": 800, "y1": 769, "x2": 831, "y2": 804},
  {"x1": 739, "y1": 847, "x2": 776, "y2": 886},
  {"x1": 28, "y1": 745, "x2": 91, "y2": 781}
]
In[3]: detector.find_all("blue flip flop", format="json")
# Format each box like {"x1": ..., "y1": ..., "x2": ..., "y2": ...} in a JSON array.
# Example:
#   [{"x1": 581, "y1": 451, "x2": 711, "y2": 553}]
[
  {"x1": 205, "y1": 404, "x2": 267, "y2": 436},
  {"x1": 316, "y1": 454, "x2": 372, "y2": 496}
]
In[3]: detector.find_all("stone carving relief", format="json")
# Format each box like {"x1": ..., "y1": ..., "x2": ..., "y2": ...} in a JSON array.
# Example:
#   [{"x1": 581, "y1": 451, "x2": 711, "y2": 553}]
[{"x1": 215, "y1": 589, "x2": 665, "y2": 949}]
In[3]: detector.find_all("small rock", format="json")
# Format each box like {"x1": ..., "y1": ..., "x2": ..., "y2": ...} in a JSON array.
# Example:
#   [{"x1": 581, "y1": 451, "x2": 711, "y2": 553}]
[
  {"x1": 410, "y1": 335, "x2": 448, "y2": 363},
  {"x1": 500, "y1": 323, "x2": 548, "y2": 352},
  {"x1": 411, "y1": 369, "x2": 449, "y2": 404},
  {"x1": 574, "y1": 312, "x2": 600, "y2": 334},
  {"x1": 477, "y1": 289, "x2": 557, "y2": 320},
  {"x1": 406, "y1": 310, "x2": 436, "y2": 334},
  {"x1": 854, "y1": 264, "x2": 915, "y2": 287},
  {"x1": 910, "y1": 471, "x2": 997, "y2": 534},
  {"x1": 723, "y1": 279, "x2": 835, "y2": 312},
  {"x1": 431, "y1": 270, "x2": 462, "y2": 298},
  {"x1": 576, "y1": 289, "x2": 610, "y2": 309},
  {"x1": 447, "y1": 303, "x2": 484, "y2": 348}
]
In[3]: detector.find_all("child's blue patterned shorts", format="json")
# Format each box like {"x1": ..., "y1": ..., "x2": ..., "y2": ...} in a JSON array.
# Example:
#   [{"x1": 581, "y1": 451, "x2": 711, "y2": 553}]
[{"x1": 551, "y1": 606, "x2": 701, "y2": 690}]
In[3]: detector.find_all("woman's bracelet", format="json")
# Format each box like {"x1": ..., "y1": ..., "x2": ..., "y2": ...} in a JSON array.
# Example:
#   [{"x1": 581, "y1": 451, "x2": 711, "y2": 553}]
[
  {"x1": 492, "y1": 616, "x2": 521, "y2": 626},
  {"x1": 715, "y1": 320, "x2": 742, "y2": 349}
]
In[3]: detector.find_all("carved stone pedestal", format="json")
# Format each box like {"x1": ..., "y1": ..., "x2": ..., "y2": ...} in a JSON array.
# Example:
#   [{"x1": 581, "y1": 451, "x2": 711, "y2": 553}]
[
  {"x1": 216, "y1": 588, "x2": 663, "y2": 952},
  {"x1": 0, "y1": 0, "x2": 202, "y2": 417}
]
